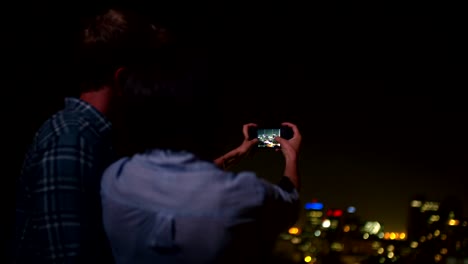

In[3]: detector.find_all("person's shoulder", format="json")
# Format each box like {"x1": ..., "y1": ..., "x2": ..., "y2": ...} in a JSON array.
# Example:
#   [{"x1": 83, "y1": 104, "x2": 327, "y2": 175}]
[{"x1": 34, "y1": 109, "x2": 95, "y2": 147}]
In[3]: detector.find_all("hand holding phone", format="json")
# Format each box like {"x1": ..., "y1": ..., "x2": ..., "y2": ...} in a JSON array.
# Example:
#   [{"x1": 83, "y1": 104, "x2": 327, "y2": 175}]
[
  {"x1": 273, "y1": 122, "x2": 301, "y2": 159},
  {"x1": 248, "y1": 125, "x2": 294, "y2": 148}
]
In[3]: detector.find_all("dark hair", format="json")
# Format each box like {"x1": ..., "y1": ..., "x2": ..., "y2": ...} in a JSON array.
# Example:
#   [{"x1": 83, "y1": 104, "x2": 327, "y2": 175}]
[
  {"x1": 118, "y1": 62, "x2": 218, "y2": 160},
  {"x1": 75, "y1": 8, "x2": 170, "y2": 92}
]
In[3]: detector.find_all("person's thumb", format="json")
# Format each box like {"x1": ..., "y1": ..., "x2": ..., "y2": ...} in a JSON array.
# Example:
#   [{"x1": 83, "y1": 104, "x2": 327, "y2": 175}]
[{"x1": 275, "y1": 137, "x2": 286, "y2": 145}]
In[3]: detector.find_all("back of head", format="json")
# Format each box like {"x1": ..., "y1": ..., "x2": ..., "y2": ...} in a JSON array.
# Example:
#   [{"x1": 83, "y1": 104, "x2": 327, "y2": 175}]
[
  {"x1": 75, "y1": 7, "x2": 169, "y2": 92},
  {"x1": 118, "y1": 62, "x2": 217, "y2": 160}
]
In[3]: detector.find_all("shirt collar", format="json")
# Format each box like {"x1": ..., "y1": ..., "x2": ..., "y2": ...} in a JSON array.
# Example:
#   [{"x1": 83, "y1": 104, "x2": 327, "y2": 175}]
[{"x1": 64, "y1": 97, "x2": 112, "y2": 135}]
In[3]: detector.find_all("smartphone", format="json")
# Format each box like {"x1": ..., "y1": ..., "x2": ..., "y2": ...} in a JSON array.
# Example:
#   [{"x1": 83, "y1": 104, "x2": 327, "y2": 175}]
[{"x1": 248, "y1": 126, "x2": 294, "y2": 148}]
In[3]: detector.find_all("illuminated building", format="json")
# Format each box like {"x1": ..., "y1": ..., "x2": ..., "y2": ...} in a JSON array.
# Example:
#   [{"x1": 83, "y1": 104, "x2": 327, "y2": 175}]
[
  {"x1": 407, "y1": 195, "x2": 440, "y2": 242},
  {"x1": 304, "y1": 200, "x2": 324, "y2": 228},
  {"x1": 342, "y1": 206, "x2": 362, "y2": 239},
  {"x1": 407, "y1": 195, "x2": 467, "y2": 262}
]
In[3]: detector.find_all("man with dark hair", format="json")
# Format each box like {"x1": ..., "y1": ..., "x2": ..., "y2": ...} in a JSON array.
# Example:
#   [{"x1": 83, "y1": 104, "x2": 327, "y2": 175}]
[
  {"x1": 14, "y1": 8, "x2": 167, "y2": 263},
  {"x1": 100, "y1": 66, "x2": 303, "y2": 263},
  {"x1": 14, "y1": 7, "x2": 264, "y2": 263}
]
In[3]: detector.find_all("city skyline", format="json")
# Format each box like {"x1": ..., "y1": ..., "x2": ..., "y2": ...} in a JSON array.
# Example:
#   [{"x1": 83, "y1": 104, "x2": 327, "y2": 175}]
[{"x1": 224, "y1": 81, "x2": 467, "y2": 233}]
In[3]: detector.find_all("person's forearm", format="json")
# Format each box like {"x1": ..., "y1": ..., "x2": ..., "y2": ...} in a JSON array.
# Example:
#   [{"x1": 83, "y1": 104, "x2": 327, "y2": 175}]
[
  {"x1": 284, "y1": 159, "x2": 300, "y2": 190},
  {"x1": 214, "y1": 148, "x2": 242, "y2": 169}
]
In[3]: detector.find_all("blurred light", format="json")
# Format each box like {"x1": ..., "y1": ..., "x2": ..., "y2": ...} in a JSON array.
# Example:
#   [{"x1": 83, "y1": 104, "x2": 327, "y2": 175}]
[
  {"x1": 427, "y1": 233, "x2": 433, "y2": 240},
  {"x1": 363, "y1": 233, "x2": 369, "y2": 239},
  {"x1": 304, "y1": 256, "x2": 312, "y2": 263},
  {"x1": 384, "y1": 233, "x2": 390, "y2": 239},
  {"x1": 399, "y1": 233, "x2": 406, "y2": 240},
  {"x1": 449, "y1": 211, "x2": 455, "y2": 219},
  {"x1": 434, "y1": 230, "x2": 440, "y2": 236},
  {"x1": 330, "y1": 242, "x2": 343, "y2": 252},
  {"x1": 378, "y1": 232, "x2": 384, "y2": 239},
  {"x1": 387, "y1": 245, "x2": 395, "y2": 252},
  {"x1": 411, "y1": 200, "x2": 422, "y2": 207},
  {"x1": 387, "y1": 252, "x2": 394, "y2": 258},
  {"x1": 363, "y1": 221, "x2": 381, "y2": 234},
  {"x1": 419, "y1": 236, "x2": 426, "y2": 242},
  {"x1": 309, "y1": 211, "x2": 323, "y2": 217},
  {"x1": 322, "y1": 219, "x2": 331, "y2": 228},
  {"x1": 305, "y1": 202, "x2": 323, "y2": 210},
  {"x1": 288, "y1": 227, "x2": 300, "y2": 235},
  {"x1": 390, "y1": 233, "x2": 396, "y2": 240},
  {"x1": 410, "y1": 241, "x2": 418, "y2": 248},
  {"x1": 434, "y1": 254, "x2": 442, "y2": 262},
  {"x1": 421, "y1": 201, "x2": 439, "y2": 212},
  {"x1": 330, "y1": 219, "x2": 339, "y2": 229},
  {"x1": 379, "y1": 257, "x2": 385, "y2": 263},
  {"x1": 343, "y1": 225, "x2": 350, "y2": 232},
  {"x1": 441, "y1": 234, "x2": 447, "y2": 240},
  {"x1": 314, "y1": 230, "x2": 321, "y2": 237},
  {"x1": 448, "y1": 219, "x2": 460, "y2": 226},
  {"x1": 429, "y1": 215, "x2": 440, "y2": 223},
  {"x1": 372, "y1": 241, "x2": 381, "y2": 249},
  {"x1": 440, "y1": 248, "x2": 448, "y2": 255},
  {"x1": 300, "y1": 242, "x2": 311, "y2": 251},
  {"x1": 291, "y1": 237, "x2": 301, "y2": 244},
  {"x1": 377, "y1": 248, "x2": 384, "y2": 254},
  {"x1": 332, "y1": 210, "x2": 343, "y2": 217},
  {"x1": 347, "y1": 206, "x2": 356, "y2": 213}
]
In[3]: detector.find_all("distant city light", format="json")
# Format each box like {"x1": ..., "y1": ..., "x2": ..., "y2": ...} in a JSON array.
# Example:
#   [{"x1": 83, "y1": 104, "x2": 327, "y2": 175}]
[
  {"x1": 363, "y1": 221, "x2": 381, "y2": 234},
  {"x1": 420, "y1": 201, "x2": 439, "y2": 212},
  {"x1": 304, "y1": 256, "x2": 312, "y2": 263},
  {"x1": 332, "y1": 209, "x2": 343, "y2": 217},
  {"x1": 381, "y1": 232, "x2": 406, "y2": 240},
  {"x1": 326, "y1": 209, "x2": 343, "y2": 217},
  {"x1": 330, "y1": 242, "x2": 343, "y2": 252},
  {"x1": 305, "y1": 202, "x2": 324, "y2": 210},
  {"x1": 429, "y1": 215, "x2": 440, "y2": 223},
  {"x1": 291, "y1": 237, "x2": 301, "y2": 244},
  {"x1": 411, "y1": 200, "x2": 422, "y2": 207},
  {"x1": 288, "y1": 227, "x2": 300, "y2": 235},
  {"x1": 343, "y1": 225, "x2": 350, "y2": 232},
  {"x1": 347, "y1": 206, "x2": 356, "y2": 213},
  {"x1": 322, "y1": 219, "x2": 331, "y2": 228}
]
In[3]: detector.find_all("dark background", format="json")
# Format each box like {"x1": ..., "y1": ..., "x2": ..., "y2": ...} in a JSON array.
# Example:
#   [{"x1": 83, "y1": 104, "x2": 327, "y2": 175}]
[{"x1": 9, "y1": 2, "x2": 466, "y2": 233}]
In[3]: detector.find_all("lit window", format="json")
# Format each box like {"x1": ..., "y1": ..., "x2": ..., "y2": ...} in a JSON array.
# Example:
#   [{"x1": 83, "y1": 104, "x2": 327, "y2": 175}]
[{"x1": 411, "y1": 200, "x2": 422, "y2": 207}]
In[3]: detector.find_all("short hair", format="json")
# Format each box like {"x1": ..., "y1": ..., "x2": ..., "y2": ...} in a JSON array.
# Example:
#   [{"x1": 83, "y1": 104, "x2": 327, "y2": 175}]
[{"x1": 75, "y1": 8, "x2": 169, "y2": 92}]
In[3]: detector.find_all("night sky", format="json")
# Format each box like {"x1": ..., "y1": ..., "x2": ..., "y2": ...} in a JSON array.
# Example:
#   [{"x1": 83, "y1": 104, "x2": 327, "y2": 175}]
[{"x1": 12, "y1": 2, "x2": 466, "y2": 233}]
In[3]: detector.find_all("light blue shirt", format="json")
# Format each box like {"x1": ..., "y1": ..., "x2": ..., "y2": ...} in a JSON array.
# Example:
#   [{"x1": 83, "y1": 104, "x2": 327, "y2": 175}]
[{"x1": 101, "y1": 150, "x2": 299, "y2": 264}]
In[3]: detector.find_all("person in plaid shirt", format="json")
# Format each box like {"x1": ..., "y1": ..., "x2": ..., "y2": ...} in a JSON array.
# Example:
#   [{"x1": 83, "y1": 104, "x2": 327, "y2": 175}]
[{"x1": 14, "y1": 8, "x2": 170, "y2": 263}]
